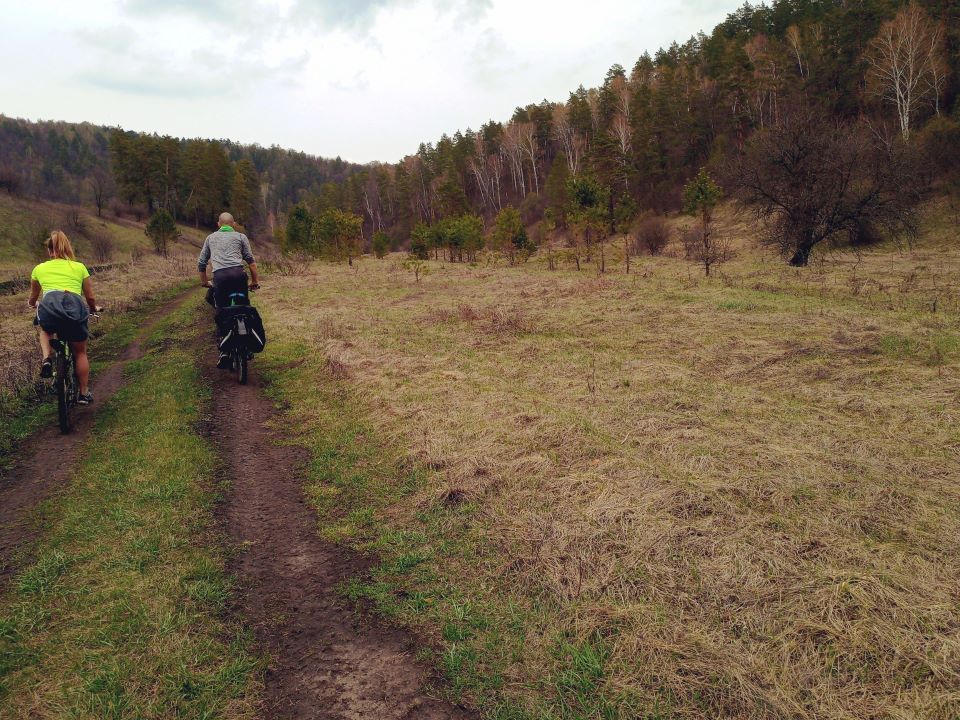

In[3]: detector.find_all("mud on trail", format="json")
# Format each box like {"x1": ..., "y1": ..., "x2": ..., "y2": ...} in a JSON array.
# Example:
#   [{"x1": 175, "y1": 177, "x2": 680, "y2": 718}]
[
  {"x1": 205, "y1": 351, "x2": 475, "y2": 719},
  {"x1": 0, "y1": 289, "x2": 197, "y2": 583}
]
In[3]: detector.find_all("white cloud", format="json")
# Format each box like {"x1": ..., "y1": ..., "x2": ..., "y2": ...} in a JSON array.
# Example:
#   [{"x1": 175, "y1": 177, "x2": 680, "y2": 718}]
[{"x1": 0, "y1": 0, "x2": 737, "y2": 162}]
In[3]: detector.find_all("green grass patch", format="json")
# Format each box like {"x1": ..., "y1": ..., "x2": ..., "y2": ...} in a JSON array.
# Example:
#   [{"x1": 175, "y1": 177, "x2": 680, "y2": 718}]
[
  {"x1": 878, "y1": 330, "x2": 959, "y2": 365},
  {"x1": 0, "y1": 300, "x2": 261, "y2": 717}
]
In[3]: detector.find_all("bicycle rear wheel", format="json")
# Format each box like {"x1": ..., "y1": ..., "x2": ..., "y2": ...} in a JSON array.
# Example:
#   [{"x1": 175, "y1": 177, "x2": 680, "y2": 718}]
[
  {"x1": 56, "y1": 352, "x2": 72, "y2": 433},
  {"x1": 235, "y1": 351, "x2": 248, "y2": 385}
]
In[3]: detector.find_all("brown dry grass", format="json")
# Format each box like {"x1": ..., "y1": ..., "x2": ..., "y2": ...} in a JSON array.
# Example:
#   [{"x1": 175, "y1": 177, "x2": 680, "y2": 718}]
[{"x1": 258, "y1": 204, "x2": 959, "y2": 719}]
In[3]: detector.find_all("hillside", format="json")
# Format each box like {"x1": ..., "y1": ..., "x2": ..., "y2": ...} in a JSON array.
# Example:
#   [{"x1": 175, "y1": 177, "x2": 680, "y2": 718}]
[
  {"x1": 1, "y1": 204, "x2": 956, "y2": 717},
  {"x1": 276, "y1": 0, "x2": 960, "y2": 263},
  {"x1": 0, "y1": 115, "x2": 364, "y2": 233},
  {"x1": 0, "y1": 193, "x2": 206, "y2": 275}
]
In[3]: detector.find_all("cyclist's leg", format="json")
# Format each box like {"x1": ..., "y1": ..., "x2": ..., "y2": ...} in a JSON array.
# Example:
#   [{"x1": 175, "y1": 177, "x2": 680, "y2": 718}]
[
  {"x1": 38, "y1": 328, "x2": 53, "y2": 360},
  {"x1": 71, "y1": 340, "x2": 89, "y2": 394}
]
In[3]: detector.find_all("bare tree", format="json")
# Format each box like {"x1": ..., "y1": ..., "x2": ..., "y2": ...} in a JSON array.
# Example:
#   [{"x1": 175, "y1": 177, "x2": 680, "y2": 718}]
[
  {"x1": 611, "y1": 114, "x2": 632, "y2": 191},
  {"x1": 469, "y1": 135, "x2": 495, "y2": 212},
  {"x1": 864, "y1": 2, "x2": 945, "y2": 141},
  {"x1": 88, "y1": 168, "x2": 113, "y2": 217},
  {"x1": 926, "y1": 27, "x2": 949, "y2": 116},
  {"x1": 744, "y1": 35, "x2": 786, "y2": 128},
  {"x1": 731, "y1": 105, "x2": 922, "y2": 266},
  {"x1": 682, "y1": 224, "x2": 730, "y2": 277}
]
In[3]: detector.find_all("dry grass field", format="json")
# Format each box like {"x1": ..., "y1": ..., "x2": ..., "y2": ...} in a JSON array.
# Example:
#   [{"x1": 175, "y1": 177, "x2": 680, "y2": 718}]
[{"x1": 256, "y1": 203, "x2": 960, "y2": 719}]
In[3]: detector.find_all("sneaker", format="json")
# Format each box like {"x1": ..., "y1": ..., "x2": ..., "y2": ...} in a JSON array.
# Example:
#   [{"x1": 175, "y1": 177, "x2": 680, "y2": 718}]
[
  {"x1": 77, "y1": 392, "x2": 93, "y2": 406},
  {"x1": 40, "y1": 357, "x2": 53, "y2": 378},
  {"x1": 217, "y1": 352, "x2": 232, "y2": 370}
]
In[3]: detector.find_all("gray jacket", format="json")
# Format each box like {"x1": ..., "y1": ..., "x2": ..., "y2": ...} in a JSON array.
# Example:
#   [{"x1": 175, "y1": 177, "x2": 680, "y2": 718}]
[{"x1": 198, "y1": 230, "x2": 255, "y2": 273}]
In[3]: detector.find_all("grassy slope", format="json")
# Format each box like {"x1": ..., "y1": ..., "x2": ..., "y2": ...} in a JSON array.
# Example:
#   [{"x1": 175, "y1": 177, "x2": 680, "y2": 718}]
[
  {"x1": 255, "y1": 207, "x2": 960, "y2": 719},
  {"x1": 0, "y1": 193, "x2": 207, "y2": 274},
  {"x1": 0, "y1": 299, "x2": 261, "y2": 718}
]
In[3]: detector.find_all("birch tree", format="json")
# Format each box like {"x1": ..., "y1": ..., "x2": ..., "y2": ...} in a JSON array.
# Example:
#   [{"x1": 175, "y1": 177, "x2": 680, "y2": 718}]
[
  {"x1": 501, "y1": 122, "x2": 526, "y2": 197},
  {"x1": 785, "y1": 25, "x2": 806, "y2": 79},
  {"x1": 864, "y1": 2, "x2": 945, "y2": 142},
  {"x1": 552, "y1": 104, "x2": 582, "y2": 176},
  {"x1": 519, "y1": 122, "x2": 540, "y2": 195}
]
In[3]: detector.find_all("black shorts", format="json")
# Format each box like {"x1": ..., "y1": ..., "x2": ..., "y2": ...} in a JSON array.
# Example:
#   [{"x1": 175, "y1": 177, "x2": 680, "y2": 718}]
[
  {"x1": 212, "y1": 266, "x2": 249, "y2": 309},
  {"x1": 37, "y1": 291, "x2": 89, "y2": 342}
]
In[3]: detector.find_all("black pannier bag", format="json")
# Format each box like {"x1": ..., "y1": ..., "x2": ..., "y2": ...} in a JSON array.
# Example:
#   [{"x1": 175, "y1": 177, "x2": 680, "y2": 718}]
[{"x1": 216, "y1": 306, "x2": 266, "y2": 354}]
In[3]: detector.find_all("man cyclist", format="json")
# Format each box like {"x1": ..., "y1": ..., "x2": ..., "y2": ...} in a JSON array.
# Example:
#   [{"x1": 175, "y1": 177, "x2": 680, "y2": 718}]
[
  {"x1": 198, "y1": 212, "x2": 260, "y2": 368},
  {"x1": 27, "y1": 231, "x2": 100, "y2": 405}
]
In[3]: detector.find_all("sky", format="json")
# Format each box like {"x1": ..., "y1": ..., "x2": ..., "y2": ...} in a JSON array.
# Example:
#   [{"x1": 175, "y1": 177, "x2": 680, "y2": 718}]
[{"x1": 0, "y1": 0, "x2": 736, "y2": 164}]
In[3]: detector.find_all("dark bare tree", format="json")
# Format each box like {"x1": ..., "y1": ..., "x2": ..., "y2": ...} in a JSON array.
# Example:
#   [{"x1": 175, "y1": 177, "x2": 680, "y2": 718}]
[
  {"x1": 88, "y1": 169, "x2": 113, "y2": 217},
  {"x1": 731, "y1": 106, "x2": 922, "y2": 266},
  {"x1": 0, "y1": 165, "x2": 20, "y2": 195}
]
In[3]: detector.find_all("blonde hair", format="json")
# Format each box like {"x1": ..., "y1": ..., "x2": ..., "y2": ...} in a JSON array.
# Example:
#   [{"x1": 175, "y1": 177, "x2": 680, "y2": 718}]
[{"x1": 46, "y1": 230, "x2": 76, "y2": 260}]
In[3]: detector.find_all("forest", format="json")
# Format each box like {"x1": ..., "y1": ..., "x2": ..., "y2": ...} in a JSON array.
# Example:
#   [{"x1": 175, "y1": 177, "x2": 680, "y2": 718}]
[{"x1": 0, "y1": 116, "x2": 361, "y2": 231}]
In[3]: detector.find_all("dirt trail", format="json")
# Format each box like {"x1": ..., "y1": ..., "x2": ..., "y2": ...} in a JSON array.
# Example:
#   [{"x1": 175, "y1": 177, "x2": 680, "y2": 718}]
[
  {"x1": 0, "y1": 289, "x2": 196, "y2": 582},
  {"x1": 206, "y1": 355, "x2": 476, "y2": 719}
]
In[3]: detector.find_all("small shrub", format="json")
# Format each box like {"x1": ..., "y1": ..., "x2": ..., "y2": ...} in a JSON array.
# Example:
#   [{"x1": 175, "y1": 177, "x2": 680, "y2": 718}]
[
  {"x1": 266, "y1": 251, "x2": 311, "y2": 276},
  {"x1": 372, "y1": 231, "x2": 390, "y2": 259},
  {"x1": 402, "y1": 255, "x2": 429, "y2": 283},
  {"x1": 145, "y1": 209, "x2": 178, "y2": 257},
  {"x1": 681, "y1": 224, "x2": 731, "y2": 276},
  {"x1": 635, "y1": 216, "x2": 671, "y2": 255},
  {"x1": 86, "y1": 229, "x2": 115, "y2": 263}
]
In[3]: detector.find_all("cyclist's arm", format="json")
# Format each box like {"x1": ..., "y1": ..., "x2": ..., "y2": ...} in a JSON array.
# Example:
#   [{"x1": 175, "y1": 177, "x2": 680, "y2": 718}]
[
  {"x1": 82, "y1": 277, "x2": 98, "y2": 313},
  {"x1": 240, "y1": 235, "x2": 260, "y2": 287},
  {"x1": 198, "y1": 238, "x2": 211, "y2": 286},
  {"x1": 27, "y1": 280, "x2": 41, "y2": 308}
]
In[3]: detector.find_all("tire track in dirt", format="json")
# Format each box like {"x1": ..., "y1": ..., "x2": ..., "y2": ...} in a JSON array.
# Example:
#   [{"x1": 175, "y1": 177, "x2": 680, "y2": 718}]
[
  {"x1": 205, "y1": 348, "x2": 476, "y2": 719},
  {"x1": 0, "y1": 288, "x2": 198, "y2": 583}
]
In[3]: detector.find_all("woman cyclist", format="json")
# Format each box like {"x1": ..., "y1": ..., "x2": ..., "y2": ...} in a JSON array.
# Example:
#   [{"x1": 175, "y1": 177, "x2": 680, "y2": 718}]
[{"x1": 27, "y1": 231, "x2": 100, "y2": 405}]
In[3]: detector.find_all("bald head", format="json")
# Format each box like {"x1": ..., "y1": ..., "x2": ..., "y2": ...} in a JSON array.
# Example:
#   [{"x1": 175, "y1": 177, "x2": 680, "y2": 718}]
[{"x1": 218, "y1": 212, "x2": 235, "y2": 227}]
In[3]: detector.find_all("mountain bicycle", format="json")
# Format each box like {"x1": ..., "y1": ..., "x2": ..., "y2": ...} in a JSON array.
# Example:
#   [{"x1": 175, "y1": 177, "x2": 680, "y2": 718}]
[
  {"x1": 33, "y1": 310, "x2": 101, "y2": 434},
  {"x1": 49, "y1": 337, "x2": 79, "y2": 433},
  {"x1": 207, "y1": 282, "x2": 264, "y2": 386}
]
